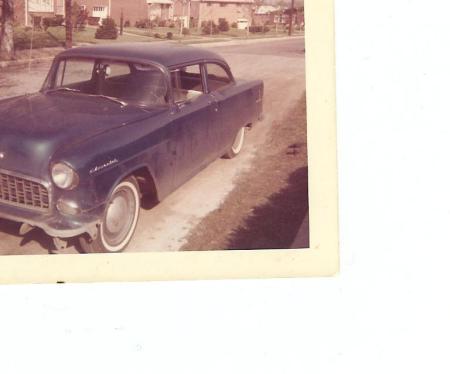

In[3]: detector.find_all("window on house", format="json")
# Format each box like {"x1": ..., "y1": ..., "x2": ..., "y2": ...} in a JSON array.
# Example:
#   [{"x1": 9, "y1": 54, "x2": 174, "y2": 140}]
[
  {"x1": 205, "y1": 63, "x2": 232, "y2": 91},
  {"x1": 93, "y1": 6, "x2": 105, "y2": 12},
  {"x1": 170, "y1": 64, "x2": 204, "y2": 102}
]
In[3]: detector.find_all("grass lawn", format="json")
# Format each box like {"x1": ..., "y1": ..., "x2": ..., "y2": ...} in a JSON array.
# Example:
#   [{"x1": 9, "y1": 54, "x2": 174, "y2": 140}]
[
  {"x1": 11, "y1": 25, "x2": 303, "y2": 54},
  {"x1": 13, "y1": 27, "x2": 62, "y2": 50},
  {"x1": 125, "y1": 26, "x2": 303, "y2": 40},
  {"x1": 123, "y1": 26, "x2": 204, "y2": 41},
  {"x1": 47, "y1": 26, "x2": 162, "y2": 44}
]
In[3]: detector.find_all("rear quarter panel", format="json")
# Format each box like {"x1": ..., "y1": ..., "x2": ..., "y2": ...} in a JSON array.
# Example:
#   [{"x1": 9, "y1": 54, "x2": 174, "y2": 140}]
[{"x1": 214, "y1": 79, "x2": 264, "y2": 153}]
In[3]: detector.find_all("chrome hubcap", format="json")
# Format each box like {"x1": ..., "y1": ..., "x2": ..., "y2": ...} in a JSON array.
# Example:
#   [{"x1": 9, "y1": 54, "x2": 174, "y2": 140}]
[{"x1": 103, "y1": 188, "x2": 136, "y2": 247}]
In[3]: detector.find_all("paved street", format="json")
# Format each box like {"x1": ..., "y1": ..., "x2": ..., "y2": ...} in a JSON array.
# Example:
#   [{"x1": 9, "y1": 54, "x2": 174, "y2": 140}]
[{"x1": 0, "y1": 38, "x2": 306, "y2": 255}]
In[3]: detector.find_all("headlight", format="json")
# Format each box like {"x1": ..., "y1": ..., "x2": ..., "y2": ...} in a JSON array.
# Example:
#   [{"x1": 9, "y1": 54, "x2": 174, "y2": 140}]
[{"x1": 51, "y1": 163, "x2": 79, "y2": 190}]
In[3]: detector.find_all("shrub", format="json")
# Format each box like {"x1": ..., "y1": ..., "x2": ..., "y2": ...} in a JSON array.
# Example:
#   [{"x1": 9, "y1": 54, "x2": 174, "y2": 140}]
[
  {"x1": 168, "y1": 22, "x2": 175, "y2": 28},
  {"x1": 153, "y1": 33, "x2": 161, "y2": 38},
  {"x1": 95, "y1": 17, "x2": 118, "y2": 39},
  {"x1": 42, "y1": 16, "x2": 64, "y2": 30},
  {"x1": 182, "y1": 27, "x2": 190, "y2": 35},
  {"x1": 248, "y1": 25, "x2": 270, "y2": 33},
  {"x1": 201, "y1": 21, "x2": 219, "y2": 35},
  {"x1": 135, "y1": 18, "x2": 151, "y2": 28},
  {"x1": 88, "y1": 16, "x2": 100, "y2": 26},
  {"x1": 166, "y1": 32, "x2": 173, "y2": 39},
  {"x1": 218, "y1": 19, "x2": 229, "y2": 32},
  {"x1": 231, "y1": 22, "x2": 237, "y2": 28},
  {"x1": 158, "y1": 20, "x2": 167, "y2": 27},
  {"x1": 124, "y1": 20, "x2": 130, "y2": 27}
]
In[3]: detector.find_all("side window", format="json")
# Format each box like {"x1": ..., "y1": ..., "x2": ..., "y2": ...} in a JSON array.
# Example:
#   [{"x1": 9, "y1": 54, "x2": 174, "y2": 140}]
[
  {"x1": 170, "y1": 64, "x2": 204, "y2": 102},
  {"x1": 206, "y1": 63, "x2": 232, "y2": 92},
  {"x1": 55, "y1": 59, "x2": 94, "y2": 87}
]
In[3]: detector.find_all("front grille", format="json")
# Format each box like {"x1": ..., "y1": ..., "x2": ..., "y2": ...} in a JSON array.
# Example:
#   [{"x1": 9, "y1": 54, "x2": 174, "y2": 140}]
[{"x1": 0, "y1": 171, "x2": 50, "y2": 211}]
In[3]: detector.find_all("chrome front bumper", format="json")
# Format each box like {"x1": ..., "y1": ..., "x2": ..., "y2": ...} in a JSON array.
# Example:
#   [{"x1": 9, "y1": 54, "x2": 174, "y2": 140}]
[{"x1": 0, "y1": 202, "x2": 104, "y2": 239}]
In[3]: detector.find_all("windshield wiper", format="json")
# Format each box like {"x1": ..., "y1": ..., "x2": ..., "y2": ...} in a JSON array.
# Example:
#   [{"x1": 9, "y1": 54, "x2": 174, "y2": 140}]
[
  {"x1": 93, "y1": 95, "x2": 128, "y2": 107},
  {"x1": 46, "y1": 87, "x2": 81, "y2": 94},
  {"x1": 46, "y1": 88, "x2": 127, "y2": 107}
]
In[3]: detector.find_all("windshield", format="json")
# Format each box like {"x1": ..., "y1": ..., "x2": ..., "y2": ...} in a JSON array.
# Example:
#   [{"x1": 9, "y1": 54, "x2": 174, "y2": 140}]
[{"x1": 44, "y1": 58, "x2": 169, "y2": 107}]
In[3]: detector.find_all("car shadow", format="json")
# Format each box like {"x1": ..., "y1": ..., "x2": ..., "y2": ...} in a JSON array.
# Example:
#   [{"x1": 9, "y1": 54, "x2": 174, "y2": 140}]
[
  {"x1": 0, "y1": 192, "x2": 159, "y2": 255},
  {"x1": 225, "y1": 166, "x2": 309, "y2": 250},
  {"x1": 0, "y1": 219, "x2": 82, "y2": 255}
]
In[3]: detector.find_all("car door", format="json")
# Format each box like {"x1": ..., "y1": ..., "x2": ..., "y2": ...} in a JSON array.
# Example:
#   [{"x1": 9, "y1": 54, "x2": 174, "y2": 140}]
[
  {"x1": 204, "y1": 62, "x2": 242, "y2": 156},
  {"x1": 169, "y1": 64, "x2": 218, "y2": 188}
]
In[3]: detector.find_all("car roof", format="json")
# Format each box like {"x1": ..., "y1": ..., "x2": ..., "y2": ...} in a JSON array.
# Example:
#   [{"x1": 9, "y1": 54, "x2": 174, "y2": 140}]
[{"x1": 57, "y1": 43, "x2": 227, "y2": 68}]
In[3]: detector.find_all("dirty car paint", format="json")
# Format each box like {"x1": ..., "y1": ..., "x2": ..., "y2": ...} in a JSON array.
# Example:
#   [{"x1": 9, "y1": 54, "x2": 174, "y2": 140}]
[{"x1": 0, "y1": 43, "x2": 263, "y2": 244}]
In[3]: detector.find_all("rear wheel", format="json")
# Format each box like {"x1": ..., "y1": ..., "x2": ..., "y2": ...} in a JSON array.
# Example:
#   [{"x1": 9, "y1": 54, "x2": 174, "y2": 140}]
[
  {"x1": 79, "y1": 176, "x2": 140, "y2": 253},
  {"x1": 223, "y1": 126, "x2": 245, "y2": 159}
]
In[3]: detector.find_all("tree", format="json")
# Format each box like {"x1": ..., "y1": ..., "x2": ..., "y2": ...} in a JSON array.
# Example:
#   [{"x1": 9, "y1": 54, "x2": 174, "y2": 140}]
[
  {"x1": 0, "y1": 0, "x2": 15, "y2": 60},
  {"x1": 65, "y1": 0, "x2": 73, "y2": 48},
  {"x1": 72, "y1": 2, "x2": 88, "y2": 31}
]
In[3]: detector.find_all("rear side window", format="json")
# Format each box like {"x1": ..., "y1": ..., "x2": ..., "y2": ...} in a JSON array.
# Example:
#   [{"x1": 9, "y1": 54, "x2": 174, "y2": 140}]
[
  {"x1": 102, "y1": 61, "x2": 131, "y2": 78},
  {"x1": 205, "y1": 63, "x2": 232, "y2": 91},
  {"x1": 170, "y1": 64, "x2": 204, "y2": 102}
]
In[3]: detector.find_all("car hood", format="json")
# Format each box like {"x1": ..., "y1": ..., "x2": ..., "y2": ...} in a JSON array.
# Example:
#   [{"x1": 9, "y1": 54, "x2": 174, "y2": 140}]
[{"x1": 0, "y1": 92, "x2": 162, "y2": 178}]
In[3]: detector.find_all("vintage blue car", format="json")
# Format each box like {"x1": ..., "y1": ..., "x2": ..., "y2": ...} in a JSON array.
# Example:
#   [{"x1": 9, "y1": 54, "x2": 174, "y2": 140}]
[{"x1": 0, "y1": 43, "x2": 264, "y2": 253}]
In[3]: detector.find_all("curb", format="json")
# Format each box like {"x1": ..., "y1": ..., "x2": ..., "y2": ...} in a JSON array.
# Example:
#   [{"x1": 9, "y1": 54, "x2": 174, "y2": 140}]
[{"x1": 187, "y1": 35, "x2": 304, "y2": 48}]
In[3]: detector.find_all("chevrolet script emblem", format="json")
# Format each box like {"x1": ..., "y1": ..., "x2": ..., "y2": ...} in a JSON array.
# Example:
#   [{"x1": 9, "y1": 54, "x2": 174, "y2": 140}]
[{"x1": 0, "y1": 152, "x2": 4, "y2": 160}]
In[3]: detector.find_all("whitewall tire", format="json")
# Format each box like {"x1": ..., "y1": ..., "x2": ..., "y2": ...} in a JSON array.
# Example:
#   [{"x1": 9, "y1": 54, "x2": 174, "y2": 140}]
[
  {"x1": 223, "y1": 126, "x2": 245, "y2": 159},
  {"x1": 79, "y1": 176, "x2": 140, "y2": 253}
]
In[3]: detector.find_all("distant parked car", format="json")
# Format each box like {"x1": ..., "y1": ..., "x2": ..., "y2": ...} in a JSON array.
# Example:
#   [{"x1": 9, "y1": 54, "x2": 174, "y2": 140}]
[{"x1": 0, "y1": 43, "x2": 264, "y2": 253}]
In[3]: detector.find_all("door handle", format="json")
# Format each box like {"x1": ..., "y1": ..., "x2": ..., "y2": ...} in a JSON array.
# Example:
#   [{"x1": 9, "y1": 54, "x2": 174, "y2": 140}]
[{"x1": 208, "y1": 99, "x2": 219, "y2": 112}]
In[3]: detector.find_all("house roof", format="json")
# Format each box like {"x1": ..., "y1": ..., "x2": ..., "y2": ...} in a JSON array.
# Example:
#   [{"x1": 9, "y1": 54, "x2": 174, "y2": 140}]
[
  {"x1": 254, "y1": 5, "x2": 278, "y2": 14},
  {"x1": 57, "y1": 43, "x2": 227, "y2": 68}
]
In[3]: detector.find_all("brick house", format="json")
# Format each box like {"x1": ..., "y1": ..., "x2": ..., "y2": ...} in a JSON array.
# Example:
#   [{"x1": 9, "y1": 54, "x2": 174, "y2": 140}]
[
  {"x1": 12, "y1": 0, "x2": 150, "y2": 27},
  {"x1": 148, "y1": 0, "x2": 173, "y2": 21},
  {"x1": 12, "y1": 0, "x2": 255, "y2": 29},
  {"x1": 180, "y1": 0, "x2": 254, "y2": 29},
  {"x1": 75, "y1": 0, "x2": 149, "y2": 26},
  {"x1": 253, "y1": 4, "x2": 277, "y2": 25},
  {"x1": 13, "y1": 0, "x2": 65, "y2": 26}
]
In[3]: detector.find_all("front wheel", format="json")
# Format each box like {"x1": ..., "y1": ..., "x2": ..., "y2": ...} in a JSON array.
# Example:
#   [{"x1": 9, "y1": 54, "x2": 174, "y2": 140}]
[
  {"x1": 78, "y1": 176, "x2": 141, "y2": 253},
  {"x1": 223, "y1": 126, "x2": 246, "y2": 159}
]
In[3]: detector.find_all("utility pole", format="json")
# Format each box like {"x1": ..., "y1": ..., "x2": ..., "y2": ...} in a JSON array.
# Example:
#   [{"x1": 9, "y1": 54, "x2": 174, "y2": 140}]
[
  {"x1": 65, "y1": 0, "x2": 73, "y2": 49},
  {"x1": 288, "y1": 0, "x2": 294, "y2": 36},
  {"x1": 120, "y1": 8, "x2": 123, "y2": 35},
  {"x1": 187, "y1": 0, "x2": 191, "y2": 28}
]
